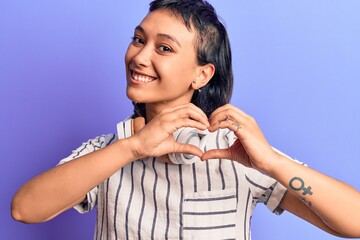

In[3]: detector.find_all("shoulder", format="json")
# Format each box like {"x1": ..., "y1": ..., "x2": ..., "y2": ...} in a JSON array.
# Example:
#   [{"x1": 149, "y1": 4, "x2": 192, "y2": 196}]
[
  {"x1": 58, "y1": 133, "x2": 117, "y2": 165},
  {"x1": 76, "y1": 133, "x2": 117, "y2": 151}
]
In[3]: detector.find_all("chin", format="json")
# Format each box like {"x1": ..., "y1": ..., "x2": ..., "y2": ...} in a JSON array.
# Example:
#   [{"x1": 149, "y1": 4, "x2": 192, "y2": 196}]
[
  {"x1": 126, "y1": 89, "x2": 148, "y2": 104},
  {"x1": 126, "y1": 91, "x2": 139, "y2": 103}
]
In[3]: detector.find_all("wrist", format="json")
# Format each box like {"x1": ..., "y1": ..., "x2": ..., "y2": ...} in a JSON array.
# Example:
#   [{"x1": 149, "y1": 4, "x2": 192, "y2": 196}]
[
  {"x1": 258, "y1": 150, "x2": 287, "y2": 176},
  {"x1": 112, "y1": 137, "x2": 143, "y2": 165},
  {"x1": 265, "y1": 151, "x2": 290, "y2": 178},
  {"x1": 123, "y1": 135, "x2": 145, "y2": 160}
]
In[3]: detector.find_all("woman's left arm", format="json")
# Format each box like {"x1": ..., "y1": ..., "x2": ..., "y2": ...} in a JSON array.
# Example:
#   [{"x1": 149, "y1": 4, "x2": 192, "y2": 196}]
[
  {"x1": 202, "y1": 104, "x2": 360, "y2": 238},
  {"x1": 271, "y1": 153, "x2": 360, "y2": 238}
]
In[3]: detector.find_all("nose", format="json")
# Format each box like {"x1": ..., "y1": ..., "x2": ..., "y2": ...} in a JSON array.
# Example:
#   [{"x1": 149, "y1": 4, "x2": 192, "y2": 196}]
[{"x1": 131, "y1": 44, "x2": 152, "y2": 68}]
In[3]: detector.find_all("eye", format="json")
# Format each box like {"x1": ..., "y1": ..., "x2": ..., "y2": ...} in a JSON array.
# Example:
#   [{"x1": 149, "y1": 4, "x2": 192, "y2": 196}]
[
  {"x1": 131, "y1": 36, "x2": 144, "y2": 45},
  {"x1": 158, "y1": 45, "x2": 172, "y2": 53}
]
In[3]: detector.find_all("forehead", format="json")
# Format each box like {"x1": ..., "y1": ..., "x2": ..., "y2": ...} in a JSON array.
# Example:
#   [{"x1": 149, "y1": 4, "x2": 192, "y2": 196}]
[{"x1": 139, "y1": 9, "x2": 196, "y2": 44}]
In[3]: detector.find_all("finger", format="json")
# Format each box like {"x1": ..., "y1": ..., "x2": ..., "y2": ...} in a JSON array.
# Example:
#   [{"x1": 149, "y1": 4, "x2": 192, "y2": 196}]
[
  {"x1": 170, "y1": 118, "x2": 209, "y2": 132},
  {"x1": 185, "y1": 103, "x2": 209, "y2": 122},
  {"x1": 132, "y1": 117, "x2": 145, "y2": 134},
  {"x1": 208, "y1": 104, "x2": 230, "y2": 118},
  {"x1": 163, "y1": 103, "x2": 208, "y2": 121},
  {"x1": 201, "y1": 149, "x2": 232, "y2": 161},
  {"x1": 169, "y1": 106, "x2": 209, "y2": 128},
  {"x1": 173, "y1": 142, "x2": 204, "y2": 158},
  {"x1": 210, "y1": 107, "x2": 239, "y2": 123},
  {"x1": 209, "y1": 119, "x2": 244, "y2": 138},
  {"x1": 209, "y1": 105, "x2": 251, "y2": 129},
  {"x1": 210, "y1": 108, "x2": 243, "y2": 123},
  {"x1": 210, "y1": 104, "x2": 249, "y2": 120},
  {"x1": 209, "y1": 110, "x2": 243, "y2": 132}
]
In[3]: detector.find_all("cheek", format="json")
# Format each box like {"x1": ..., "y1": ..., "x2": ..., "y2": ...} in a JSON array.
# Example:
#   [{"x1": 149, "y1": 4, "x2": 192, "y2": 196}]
[
  {"x1": 176, "y1": 55, "x2": 198, "y2": 77},
  {"x1": 124, "y1": 44, "x2": 134, "y2": 65},
  {"x1": 161, "y1": 58, "x2": 196, "y2": 80},
  {"x1": 170, "y1": 67, "x2": 196, "y2": 87}
]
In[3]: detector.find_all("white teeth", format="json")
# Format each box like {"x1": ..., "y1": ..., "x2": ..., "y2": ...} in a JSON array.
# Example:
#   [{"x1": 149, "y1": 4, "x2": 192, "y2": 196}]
[{"x1": 132, "y1": 71, "x2": 155, "y2": 82}]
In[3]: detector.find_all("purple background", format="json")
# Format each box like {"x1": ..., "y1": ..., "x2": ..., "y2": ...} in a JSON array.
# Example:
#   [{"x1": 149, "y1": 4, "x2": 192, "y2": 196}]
[{"x1": 1, "y1": 0, "x2": 359, "y2": 239}]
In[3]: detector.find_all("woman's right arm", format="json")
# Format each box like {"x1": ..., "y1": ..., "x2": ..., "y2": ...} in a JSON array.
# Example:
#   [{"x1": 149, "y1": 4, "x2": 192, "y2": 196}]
[
  {"x1": 11, "y1": 137, "x2": 137, "y2": 223},
  {"x1": 11, "y1": 103, "x2": 209, "y2": 224}
]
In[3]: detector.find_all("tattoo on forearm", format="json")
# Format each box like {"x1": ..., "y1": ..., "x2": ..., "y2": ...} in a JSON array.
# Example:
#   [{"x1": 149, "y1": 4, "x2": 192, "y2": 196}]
[
  {"x1": 289, "y1": 177, "x2": 313, "y2": 196},
  {"x1": 289, "y1": 177, "x2": 313, "y2": 208},
  {"x1": 300, "y1": 197, "x2": 313, "y2": 208}
]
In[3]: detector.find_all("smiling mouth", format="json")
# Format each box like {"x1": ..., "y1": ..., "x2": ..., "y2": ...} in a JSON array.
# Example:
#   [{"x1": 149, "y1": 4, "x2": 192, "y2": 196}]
[{"x1": 131, "y1": 71, "x2": 157, "y2": 83}]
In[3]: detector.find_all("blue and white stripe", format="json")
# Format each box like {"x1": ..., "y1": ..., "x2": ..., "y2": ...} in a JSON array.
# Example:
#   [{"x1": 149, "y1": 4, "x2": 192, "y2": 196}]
[{"x1": 58, "y1": 119, "x2": 290, "y2": 240}]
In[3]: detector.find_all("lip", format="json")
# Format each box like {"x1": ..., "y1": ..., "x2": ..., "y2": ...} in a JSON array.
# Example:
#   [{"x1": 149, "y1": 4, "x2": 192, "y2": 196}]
[{"x1": 129, "y1": 70, "x2": 157, "y2": 84}]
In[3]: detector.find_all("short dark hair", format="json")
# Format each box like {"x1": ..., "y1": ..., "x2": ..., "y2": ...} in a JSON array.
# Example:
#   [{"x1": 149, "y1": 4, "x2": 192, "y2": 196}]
[{"x1": 133, "y1": 0, "x2": 233, "y2": 118}]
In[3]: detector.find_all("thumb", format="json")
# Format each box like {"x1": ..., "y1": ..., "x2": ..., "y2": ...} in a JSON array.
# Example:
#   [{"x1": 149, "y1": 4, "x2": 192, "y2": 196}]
[
  {"x1": 173, "y1": 142, "x2": 204, "y2": 158},
  {"x1": 201, "y1": 149, "x2": 231, "y2": 161}
]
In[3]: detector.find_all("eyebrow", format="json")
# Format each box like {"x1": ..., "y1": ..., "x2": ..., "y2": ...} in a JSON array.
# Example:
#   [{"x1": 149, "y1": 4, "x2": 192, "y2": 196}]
[{"x1": 135, "y1": 25, "x2": 182, "y2": 47}]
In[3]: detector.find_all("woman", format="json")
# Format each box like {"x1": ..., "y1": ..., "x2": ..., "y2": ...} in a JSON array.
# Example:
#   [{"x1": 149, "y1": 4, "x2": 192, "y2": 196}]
[{"x1": 11, "y1": 0, "x2": 360, "y2": 239}]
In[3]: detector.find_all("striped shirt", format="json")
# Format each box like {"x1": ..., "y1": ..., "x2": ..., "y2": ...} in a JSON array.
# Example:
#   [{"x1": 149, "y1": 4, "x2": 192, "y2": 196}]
[{"x1": 58, "y1": 120, "x2": 289, "y2": 240}]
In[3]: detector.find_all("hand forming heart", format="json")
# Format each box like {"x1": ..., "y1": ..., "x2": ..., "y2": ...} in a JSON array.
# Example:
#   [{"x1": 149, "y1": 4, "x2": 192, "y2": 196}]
[
  {"x1": 203, "y1": 104, "x2": 280, "y2": 172},
  {"x1": 125, "y1": 103, "x2": 280, "y2": 172}
]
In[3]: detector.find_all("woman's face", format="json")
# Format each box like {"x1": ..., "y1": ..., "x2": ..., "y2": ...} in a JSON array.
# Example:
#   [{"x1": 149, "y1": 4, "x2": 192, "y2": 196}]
[{"x1": 125, "y1": 9, "x2": 200, "y2": 109}]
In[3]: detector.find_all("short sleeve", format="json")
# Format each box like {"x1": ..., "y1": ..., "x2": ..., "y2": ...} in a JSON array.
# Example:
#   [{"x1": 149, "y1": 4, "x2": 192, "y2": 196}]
[
  {"x1": 57, "y1": 133, "x2": 117, "y2": 213},
  {"x1": 244, "y1": 167, "x2": 287, "y2": 215},
  {"x1": 244, "y1": 148, "x2": 306, "y2": 215}
]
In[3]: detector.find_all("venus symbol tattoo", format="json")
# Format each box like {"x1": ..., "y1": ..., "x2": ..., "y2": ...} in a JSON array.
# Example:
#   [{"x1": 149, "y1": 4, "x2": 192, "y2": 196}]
[{"x1": 289, "y1": 177, "x2": 313, "y2": 196}]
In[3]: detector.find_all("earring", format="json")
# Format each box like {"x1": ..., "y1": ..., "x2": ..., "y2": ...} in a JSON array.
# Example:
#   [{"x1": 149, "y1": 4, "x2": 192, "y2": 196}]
[{"x1": 193, "y1": 78, "x2": 201, "y2": 93}]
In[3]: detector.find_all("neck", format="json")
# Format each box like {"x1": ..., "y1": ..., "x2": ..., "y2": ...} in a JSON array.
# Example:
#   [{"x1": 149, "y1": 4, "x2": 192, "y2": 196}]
[
  {"x1": 142, "y1": 89, "x2": 195, "y2": 123},
  {"x1": 145, "y1": 100, "x2": 192, "y2": 123},
  {"x1": 145, "y1": 102, "x2": 169, "y2": 123}
]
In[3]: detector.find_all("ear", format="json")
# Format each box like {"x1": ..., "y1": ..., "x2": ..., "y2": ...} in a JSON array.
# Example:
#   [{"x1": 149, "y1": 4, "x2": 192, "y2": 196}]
[{"x1": 192, "y1": 63, "x2": 215, "y2": 90}]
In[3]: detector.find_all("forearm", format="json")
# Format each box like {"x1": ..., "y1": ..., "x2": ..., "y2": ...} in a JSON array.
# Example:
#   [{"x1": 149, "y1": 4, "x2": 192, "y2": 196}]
[
  {"x1": 266, "y1": 154, "x2": 360, "y2": 237},
  {"x1": 11, "y1": 138, "x2": 136, "y2": 223}
]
